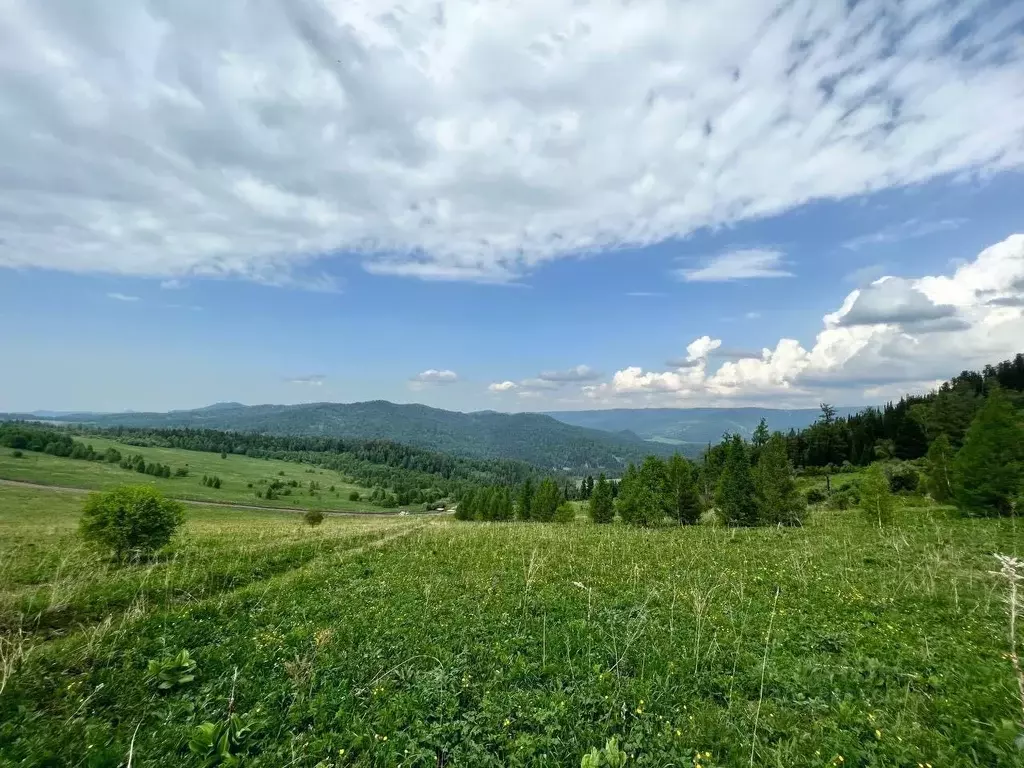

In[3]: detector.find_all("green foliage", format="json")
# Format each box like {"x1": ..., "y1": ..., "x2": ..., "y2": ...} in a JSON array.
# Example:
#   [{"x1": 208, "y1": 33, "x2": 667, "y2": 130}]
[
  {"x1": 617, "y1": 457, "x2": 670, "y2": 527},
  {"x1": 554, "y1": 502, "x2": 576, "y2": 523},
  {"x1": 189, "y1": 713, "x2": 253, "y2": 767},
  {"x1": 667, "y1": 454, "x2": 702, "y2": 524},
  {"x1": 716, "y1": 435, "x2": 757, "y2": 526},
  {"x1": 517, "y1": 477, "x2": 534, "y2": 521},
  {"x1": 859, "y1": 463, "x2": 894, "y2": 526},
  {"x1": 455, "y1": 488, "x2": 475, "y2": 521},
  {"x1": 805, "y1": 486, "x2": 827, "y2": 505},
  {"x1": 581, "y1": 737, "x2": 628, "y2": 767},
  {"x1": 753, "y1": 434, "x2": 806, "y2": 525},
  {"x1": 925, "y1": 433, "x2": 955, "y2": 502},
  {"x1": 10, "y1": 449, "x2": 22, "y2": 458},
  {"x1": 588, "y1": 473, "x2": 615, "y2": 524},
  {"x1": 952, "y1": 387, "x2": 1024, "y2": 517},
  {"x1": 532, "y1": 478, "x2": 561, "y2": 522},
  {"x1": 79, "y1": 485, "x2": 185, "y2": 559},
  {"x1": 146, "y1": 649, "x2": 197, "y2": 691},
  {"x1": 886, "y1": 462, "x2": 919, "y2": 494},
  {"x1": 303, "y1": 509, "x2": 325, "y2": 527}
]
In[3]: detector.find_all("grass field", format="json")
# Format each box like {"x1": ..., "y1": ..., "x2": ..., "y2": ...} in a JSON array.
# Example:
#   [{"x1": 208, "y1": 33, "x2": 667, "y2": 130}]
[
  {"x1": 0, "y1": 436, "x2": 389, "y2": 513},
  {"x1": 2, "y1": 484, "x2": 1023, "y2": 766}
]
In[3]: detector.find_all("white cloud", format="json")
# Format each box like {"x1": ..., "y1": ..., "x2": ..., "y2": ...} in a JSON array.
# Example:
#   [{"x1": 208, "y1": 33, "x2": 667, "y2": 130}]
[
  {"x1": 287, "y1": 374, "x2": 326, "y2": 386},
  {"x1": 1, "y1": 1, "x2": 1022, "y2": 285},
  {"x1": 160, "y1": 279, "x2": 184, "y2": 290},
  {"x1": 675, "y1": 249, "x2": 793, "y2": 283},
  {"x1": 626, "y1": 291, "x2": 665, "y2": 297},
  {"x1": 412, "y1": 369, "x2": 459, "y2": 384},
  {"x1": 538, "y1": 364, "x2": 601, "y2": 383},
  {"x1": 744, "y1": 311, "x2": 761, "y2": 320},
  {"x1": 585, "y1": 234, "x2": 1024, "y2": 405},
  {"x1": 488, "y1": 380, "x2": 518, "y2": 392},
  {"x1": 107, "y1": 292, "x2": 140, "y2": 302},
  {"x1": 842, "y1": 218, "x2": 967, "y2": 251}
]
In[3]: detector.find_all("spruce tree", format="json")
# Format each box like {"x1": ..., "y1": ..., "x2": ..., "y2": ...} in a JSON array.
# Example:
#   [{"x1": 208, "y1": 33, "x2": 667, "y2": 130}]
[
  {"x1": 615, "y1": 464, "x2": 640, "y2": 525},
  {"x1": 951, "y1": 387, "x2": 1024, "y2": 516},
  {"x1": 716, "y1": 435, "x2": 758, "y2": 526},
  {"x1": 925, "y1": 433, "x2": 955, "y2": 503},
  {"x1": 667, "y1": 454, "x2": 702, "y2": 524},
  {"x1": 753, "y1": 434, "x2": 805, "y2": 525},
  {"x1": 588, "y1": 473, "x2": 615, "y2": 524},
  {"x1": 860, "y1": 463, "x2": 894, "y2": 526},
  {"x1": 533, "y1": 478, "x2": 561, "y2": 522},
  {"x1": 517, "y1": 478, "x2": 534, "y2": 521},
  {"x1": 455, "y1": 489, "x2": 475, "y2": 521}
]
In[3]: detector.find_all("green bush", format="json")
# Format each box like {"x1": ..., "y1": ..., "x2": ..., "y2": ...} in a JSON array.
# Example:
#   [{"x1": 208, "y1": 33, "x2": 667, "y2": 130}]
[
  {"x1": 304, "y1": 509, "x2": 325, "y2": 527},
  {"x1": 805, "y1": 487, "x2": 827, "y2": 505},
  {"x1": 79, "y1": 485, "x2": 185, "y2": 560},
  {"x1": 348, "y1": 490, "x2": 361, "y2": 502},
  {"x1": 554, "y1": 502, "x2": 576, "y2": 523},
  {"x1": 10, "y1": 449, "x2": 23, "y2": 458},
  {"x1": 886, "y1": 462, "x2": 920, "y2": 494}
]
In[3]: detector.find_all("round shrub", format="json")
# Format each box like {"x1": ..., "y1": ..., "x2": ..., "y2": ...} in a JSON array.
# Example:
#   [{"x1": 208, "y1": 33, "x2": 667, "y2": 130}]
[
  {"x1": 80, "y1": 485, "x2": 185, "y2": 560},
  {"x1": 348, "y1": 490, "x2": 361, "y2": 502},
  {"x1": 805, "y1": 487, "x2": 827, "y2": 505},
  {"x1": 886, "y1": 463, "x2": 920, "y2": 494},
  {"x1": 304, "y1": 509, "x2": 325, "y2": 527},
  {"x1": 11, "y1": 449, "x2": 23, "y2": 458},
  {"x1": 554, "y1": 503, "x2": 576, "y2": 523}
]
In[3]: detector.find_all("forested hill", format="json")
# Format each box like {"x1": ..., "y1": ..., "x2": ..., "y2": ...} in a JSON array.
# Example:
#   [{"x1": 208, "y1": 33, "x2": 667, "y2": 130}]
[
  {"x1": 784, "y1": 353, "x2": 1024, "y2": 468},
  {"x1": 546, "y1": 406, "x2": 863, "y2": 447},
  {"x1": 9, "y1": 400, "x2": 673, "y2": 472}
]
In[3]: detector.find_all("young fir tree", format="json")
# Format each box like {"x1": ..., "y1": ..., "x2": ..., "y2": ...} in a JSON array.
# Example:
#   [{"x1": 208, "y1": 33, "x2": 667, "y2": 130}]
[
  {"x1": 615, "y1": 464, "x2": 640, "y2": 525},
  {"x1": 455, "y1": 488, "x2": 475, "y2": 521},
  {"x1": 517, "y1": 478, "x2": 534, "y2": 521},
  {"x1": 859, "y1": 463, "x2": 894, "y2": 526},
  {"x1": 753, "y1": 434, "x2": 806, "y2": 525},
  {"x1": 667, "y1": 454, "x2": 702, "y2": 524},
  {"x1": 715, "y1": 435, "x2": 758, "y2": 526},
  {"x1": 616, "y1": 457, "x2": 668, "y2": 527},
  {"x1": 951, "y1": 387, "x2": 1024, "y2": 516},
  {"x1": 532, "y1": 478, "x2": 561, "y2": 522},
  {"x1": 924, "y1": 433, "x2": 955, "y2": 503},
  {"x1": 588, "y1": 473, "x2": 615, "y2": 523}
]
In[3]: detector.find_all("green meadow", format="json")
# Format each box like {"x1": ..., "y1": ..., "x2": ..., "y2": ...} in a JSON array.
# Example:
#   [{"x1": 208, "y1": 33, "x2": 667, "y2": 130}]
[
  {"x1": 2, "y1": 482, "x2": 1022, "y2": 766},
  {"x1": 0, "y1": 435, "x2": 385, "y2": 513}
]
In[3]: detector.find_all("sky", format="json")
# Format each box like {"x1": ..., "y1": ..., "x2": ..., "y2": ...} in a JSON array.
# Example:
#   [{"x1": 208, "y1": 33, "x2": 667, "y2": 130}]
[{"x1": 1, "y1": 0, "x2": 1024, "y2": 414}]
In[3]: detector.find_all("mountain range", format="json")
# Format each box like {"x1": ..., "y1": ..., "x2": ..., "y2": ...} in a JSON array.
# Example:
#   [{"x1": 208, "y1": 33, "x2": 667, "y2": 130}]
[
  {"x1": 545, "y1": 406, "x2": 864, "y2": 447},
  {"x1": 2, "y1": 401, "x2": 864, "y2": 472}
]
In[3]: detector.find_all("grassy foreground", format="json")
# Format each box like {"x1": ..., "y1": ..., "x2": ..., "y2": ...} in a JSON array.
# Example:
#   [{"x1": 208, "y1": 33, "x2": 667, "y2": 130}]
[
  {"x1": 0, "y1": 435, "x2": 383, "y2": 512},
  {"x1": 1, "y1": 487, "x2": 1023, "y2": 766}
]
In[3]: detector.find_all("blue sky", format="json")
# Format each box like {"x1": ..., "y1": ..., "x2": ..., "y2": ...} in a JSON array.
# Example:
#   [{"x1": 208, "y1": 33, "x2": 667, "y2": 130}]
[{"x1": 1, "y1": 0, "x2": 1023, "y2": 414}]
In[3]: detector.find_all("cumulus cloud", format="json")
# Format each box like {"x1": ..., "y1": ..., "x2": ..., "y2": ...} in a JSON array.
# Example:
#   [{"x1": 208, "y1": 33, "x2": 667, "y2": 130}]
[
  {"x1": 107, "y1": 292, "x2": 140, "y2": 302},
  {"x1": 675, "y1": 249, "x2": 793, "y2": 283},
  {"x1": 586, "y1": 234, "x2": 1024, "y2": 405},
  {"x1": 488, "y1": 380, "x2": 517, "y2": 392},
  {"x1": 412, "y1": 369, "x2": 459, "y2": 384},
  {"x1": 489, "y1": 364, "x2": 599, "y2": 394},
  {"x1": 287, "y1": 374, "x2": 326, "y2": 386},
  {"x1": 1, "y1": 1, "x2": 1022, "y2": 285},
  {"x1": 835, "y1": 277, "x2": 958, "y2": 328}
]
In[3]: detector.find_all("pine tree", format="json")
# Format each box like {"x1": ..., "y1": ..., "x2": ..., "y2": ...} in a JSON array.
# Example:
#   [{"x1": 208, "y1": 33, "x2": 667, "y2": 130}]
[
  {"x1": 860, "y1": 463, "x2": 894, "y2": 526},
  {"x1": 924, "y1": 433, "x2": 955, "y2": 503},
  {"x1": 588, "y1": 473, "x2": 615, "y2": 523},
  {"x1": 455, "y1": 489, "x2": 475, "y2": 520},
  {"x1": 477, "y1": 487, "x2": 495, "y2": 521},
  {"x1": 615, "y1": 464, "x2": 640, "y2": 525},
  {"x1": 951, "y1": 387, "x2": 1024, "y2": 516},
  {"x1": 667, "y1": 454, "x2": 702, "y2": 524},
  {"x1": 753, "y1": 434, "x2": 805, "y2": 525},
  {"x1": 585, "y1": 475, "x2": 595, "y2": 500},
  {"x1": 533, "y1": 478, "x2": 561, "y2": 522},
  {"x1": 716, "y1": 435, "x2": 758, "y2": 526},
  {"x1": 517, "y1": 478, "x2": 534, "y2": 521}
]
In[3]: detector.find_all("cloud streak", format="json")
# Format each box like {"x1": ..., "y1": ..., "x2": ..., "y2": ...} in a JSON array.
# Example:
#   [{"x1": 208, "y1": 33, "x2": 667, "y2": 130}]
[
  {"x1": 0, "y1": 1, "x2": 1021, "y2": 285},
  {"x1": 675, "y1": 249, "x2": 793, "y2": 283}
]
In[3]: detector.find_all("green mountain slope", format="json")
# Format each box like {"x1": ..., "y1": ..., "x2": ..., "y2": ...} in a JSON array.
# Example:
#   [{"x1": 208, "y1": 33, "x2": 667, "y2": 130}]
[
  {"x1": 545, "y1": 406, "x2": 864, "y2": 447},
  {"x1": 21, "y1": 401, "x2": 673, "y2": 471}
]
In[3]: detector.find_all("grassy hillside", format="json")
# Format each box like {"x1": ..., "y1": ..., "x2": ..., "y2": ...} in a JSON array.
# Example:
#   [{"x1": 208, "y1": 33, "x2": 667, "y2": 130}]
[
  {"x1": 2, "y1": 485, "x2": 1021, "y2": 765},
  {"x1": 0, "y1": 435, "x2": 388, "y2": 513},
  {"x1": 15, "y1": 400, "x2": 674, "y2": 470}
]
